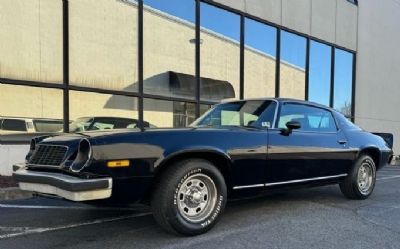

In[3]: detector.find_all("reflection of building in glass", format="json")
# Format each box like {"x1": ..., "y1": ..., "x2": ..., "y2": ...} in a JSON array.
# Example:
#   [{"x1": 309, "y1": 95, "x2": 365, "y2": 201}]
[{"x1": 0, "y1": 1, "x2": 304, "y2": 130}]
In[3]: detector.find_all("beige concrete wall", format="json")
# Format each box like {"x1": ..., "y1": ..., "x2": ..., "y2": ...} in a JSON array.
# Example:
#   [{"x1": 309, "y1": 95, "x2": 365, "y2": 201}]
[
  {"x1": 0, "y1": 0, "x2": 63, "y2": 83},
  {"x1": 69, "y1": 91, "x2": 138, "y2": 121},
  {"x1": 69, "y1": 0, "x2": 138, "y2": 91},
  {"x1": 280, "y1": 63, "x2": 306, "y2": 100},
  {"x1": 244, "y1": 49, "x2": 275, "y2": 98},
  {"x1": 0, "y1": 145, "x2": 30, "y2": 176},
  {"x1": 355, "y1": 0, "x2": 400, "y2": 154},
  {"x1": 0, "y1": 84, "x2": 63, "y2": 119}
]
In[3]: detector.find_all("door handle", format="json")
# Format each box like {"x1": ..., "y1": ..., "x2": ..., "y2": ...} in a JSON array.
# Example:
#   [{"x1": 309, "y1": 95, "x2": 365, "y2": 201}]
[{"x1": 337, "y1": 140, "x2": 347, "y2": 144}]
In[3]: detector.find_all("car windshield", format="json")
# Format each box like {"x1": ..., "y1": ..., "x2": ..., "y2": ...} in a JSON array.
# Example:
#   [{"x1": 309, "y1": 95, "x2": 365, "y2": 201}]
[
  {"x1": 192, "y1": 100, "x2": 276, "y2": 128},
  {"x1": 69, "y1": 118, "x2": 94, "y2": 132}
]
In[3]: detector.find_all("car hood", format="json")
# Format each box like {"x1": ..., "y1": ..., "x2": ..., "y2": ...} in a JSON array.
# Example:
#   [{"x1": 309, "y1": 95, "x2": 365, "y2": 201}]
[{"x1": 37, "y1": 126, "x2": 255, "y2": 146}]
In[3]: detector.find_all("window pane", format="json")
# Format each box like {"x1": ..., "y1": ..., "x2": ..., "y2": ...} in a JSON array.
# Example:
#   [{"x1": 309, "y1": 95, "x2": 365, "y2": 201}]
[
  {"x1": 280, "y1": 31, "x2": 307, "y2": 99},
  {"x1": 0, "y1": 0, "x2": 62, "y2": 83},
  {"x1": 194, "y1": 100, "x2": 275, "y2": 128},
  {"x1": 69, "y1": 91, "x2": 139, "y2": 132},
  {"x1": 334, "y1": 49, "x2": 353, "y2": 117},
  {"x1": 0, "y1": 84, "x2": 63, "y2": 134},
  {"x1": 278, "y1": 104, "x2": 336, "y2": 132},
  {"x1": 143, "y1": 0, "x2": 195, "y2": 99},
  {"x1": 309, "y1": 41, "x2": 332, "y2": 106},
  {"x1": 244, "y1": 18, "x2": 276, "y2": 98},
  {"x1": 69, "y1": 0, "x2": 138, "y2": 91},
  {"x1": 200, "y1": 3, "x2": 240, "y2": 102},
  {"x1": 144, "y1": 98, "x2": 196, "y2": 128}
]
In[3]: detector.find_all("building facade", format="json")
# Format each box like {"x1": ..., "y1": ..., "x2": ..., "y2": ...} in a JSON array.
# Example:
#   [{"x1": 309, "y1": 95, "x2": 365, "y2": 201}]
[{"x1": 0, "y1": 0, "x2": 399, "y2": 174}]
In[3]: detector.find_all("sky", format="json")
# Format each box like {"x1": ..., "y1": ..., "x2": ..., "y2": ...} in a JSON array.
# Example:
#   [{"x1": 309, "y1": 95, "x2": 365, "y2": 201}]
[{"x1": 143, "y1": 0, "x2": 353, "y2": 110}]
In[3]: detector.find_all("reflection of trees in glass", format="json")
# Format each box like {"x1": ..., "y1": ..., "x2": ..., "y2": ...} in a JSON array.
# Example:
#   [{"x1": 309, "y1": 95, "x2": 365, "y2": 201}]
[{"x1": 339, "y1": 101, "x2": 352, "y2": 118}]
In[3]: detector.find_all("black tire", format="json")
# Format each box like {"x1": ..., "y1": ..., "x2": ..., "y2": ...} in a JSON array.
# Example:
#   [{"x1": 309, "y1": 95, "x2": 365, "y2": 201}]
[
  {"x1": 151, "y1": 159, "x2": 227, "y2": 236},
  {"x1": 339, "y1": 154, "x2": 376, "y2": 200}
]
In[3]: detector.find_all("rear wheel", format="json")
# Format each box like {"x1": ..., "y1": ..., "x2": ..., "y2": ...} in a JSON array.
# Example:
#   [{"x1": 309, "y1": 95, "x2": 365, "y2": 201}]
[
  {"x1": 339, "y1": 155, "x2": 376, "y2": 200},
  {"x1": 151, "y1": 159, "x2": 227, "y2": 236}
]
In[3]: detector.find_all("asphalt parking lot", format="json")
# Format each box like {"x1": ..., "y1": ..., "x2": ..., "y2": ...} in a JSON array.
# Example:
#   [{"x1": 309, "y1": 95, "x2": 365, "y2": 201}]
[{"x1": 1, "y1": 167, "x2": 400, "y2": 249}]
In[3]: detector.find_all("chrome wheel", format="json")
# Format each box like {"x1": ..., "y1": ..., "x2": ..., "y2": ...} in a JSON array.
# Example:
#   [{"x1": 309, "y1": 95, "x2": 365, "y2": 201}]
[
  {"x1": 357, "y1": 161, "x2": 374, "y2": 194},
  {"x1": 177, "y1": 173, "x2": 217, "y2": 223}
]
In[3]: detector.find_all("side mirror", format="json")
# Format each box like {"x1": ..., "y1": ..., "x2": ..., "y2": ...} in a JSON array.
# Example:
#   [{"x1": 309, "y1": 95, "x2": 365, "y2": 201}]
[
  {"x1": 286, "y1": 121, "x2": 301, "y2": 130},
  {"x1": 281, "y1": 121, "x2": 301, "y2": 135}
]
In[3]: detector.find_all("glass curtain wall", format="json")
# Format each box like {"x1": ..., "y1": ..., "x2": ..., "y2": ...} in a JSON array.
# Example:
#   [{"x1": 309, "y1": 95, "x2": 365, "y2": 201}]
[
  {"x1": 308, "y1": 41, "x2": 332, "y2": 106},
  {"x1": 0, "y1": 0, "x2": 357, "y2": 136},
  {"x1": 333, "y1": 49, "x2": 354, "y2": 118},
  {"x1": 244, "y1": 18, "x2": 276, "y2": 98},
  {"x1": 280, "y1": 31, "x2": 307, "y2": 99},
  {"x1": 200, "y1": 2, "x2": 240, "y2": 102}
]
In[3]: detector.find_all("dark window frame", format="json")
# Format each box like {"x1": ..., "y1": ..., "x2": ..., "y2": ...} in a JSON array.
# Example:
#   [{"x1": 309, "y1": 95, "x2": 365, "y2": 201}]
[
  {"x1": 0, "y1": 0, "x2": 357, "y2": 142},
  {"x1": 275, "y1": 102, "x2": 339, "y2": 133}
]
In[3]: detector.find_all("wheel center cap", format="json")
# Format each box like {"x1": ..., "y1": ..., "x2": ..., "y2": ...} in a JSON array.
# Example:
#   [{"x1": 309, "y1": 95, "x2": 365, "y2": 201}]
[{"x1": 192, "y1": 191, "x2": 202, "y2": 203}]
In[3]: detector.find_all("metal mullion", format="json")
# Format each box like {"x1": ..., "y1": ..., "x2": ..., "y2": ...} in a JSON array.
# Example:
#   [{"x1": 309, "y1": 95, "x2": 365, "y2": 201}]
[
  {"x1": 143, "y1": 93, "x2": 198, "y2": 104},
  {"x1": 68, "y1": 85, "x2": 141, "y2": 98},
  {"x1": 351, "y1": 52, "x2": 357, "y2": 122},
  {"x1": 330, "y1": 46, "x2": 335, "y2": 108},
  {"x1": 138, "y1": 0, "x2": 144, "y2": 130},
  {"x1": 240, "y1": 14, "x2": 245, "y2": 99},
  {"x1": 195, "y1": 0, "x2": 201, "y2": 117},
  {"x1": 305, "y1": 38, "x2": 310, "y2": 100},
  {"x1": 0, "y1": 78, "x2": 65, "y2": 89},
  {"x1": 199, "y1": 100, "x2": 218, "y2": 106},
  {"x1": 62, "y1": 0, "x2": 69, "y2": 132},
  {"x1": 275, "y1": 28, "x2": 281, "y2": 97}
]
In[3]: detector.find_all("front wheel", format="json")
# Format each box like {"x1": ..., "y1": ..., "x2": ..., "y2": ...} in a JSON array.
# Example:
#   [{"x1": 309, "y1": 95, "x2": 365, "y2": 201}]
[
  {"x1": 339, "y1": 155, "x2": 376, "y2": 200},
  {"x1": 151, "y1": 159, "x2": 227, "y2": 236}
]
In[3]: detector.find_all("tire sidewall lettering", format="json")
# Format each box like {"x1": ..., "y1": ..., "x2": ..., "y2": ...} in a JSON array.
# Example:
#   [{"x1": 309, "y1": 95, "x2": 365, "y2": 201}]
[{"x1": 200, "y1": 195, "x2": 223, "y2": 228}]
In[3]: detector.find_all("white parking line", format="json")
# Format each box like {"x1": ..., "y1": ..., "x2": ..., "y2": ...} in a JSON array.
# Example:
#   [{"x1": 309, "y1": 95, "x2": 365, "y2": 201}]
[
  {"x1": 0, "y1": 212, "x2": 152, "y2": 240},
  {"x1": 377, "y1": 175, "x2": 400, "y2": 181},
  {"x1": 0, "y1": 204, "x2": 145, "y2": 211},
  {"x1": 0, "y1": 226, "x2": 31, "y2": 232}
]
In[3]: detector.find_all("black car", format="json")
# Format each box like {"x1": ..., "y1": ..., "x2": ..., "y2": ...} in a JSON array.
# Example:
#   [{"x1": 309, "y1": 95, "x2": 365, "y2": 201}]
[{"x1": 13, "y1": 98, "x2": 393, "y2": 236}]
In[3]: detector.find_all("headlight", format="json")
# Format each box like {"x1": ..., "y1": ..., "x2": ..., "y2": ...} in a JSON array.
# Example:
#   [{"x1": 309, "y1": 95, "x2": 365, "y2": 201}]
[
  {"x1": 71, "y1": 138, "x2": 92, "y2": 172},
  {"x1": 25, "y1": 139, "x2": 37, "y2": 162}
]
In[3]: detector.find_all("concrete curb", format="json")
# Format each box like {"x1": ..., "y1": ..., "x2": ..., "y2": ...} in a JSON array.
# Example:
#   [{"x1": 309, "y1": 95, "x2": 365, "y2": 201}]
[{"x1": 0, "y1": 187, "x2": 32, "y2": 200}]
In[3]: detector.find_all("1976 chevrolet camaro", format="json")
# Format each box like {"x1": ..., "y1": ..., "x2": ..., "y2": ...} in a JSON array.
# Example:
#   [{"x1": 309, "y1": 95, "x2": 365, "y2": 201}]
[{"x1": 13, "y1": 98, "x2": 393, "y2": 235}]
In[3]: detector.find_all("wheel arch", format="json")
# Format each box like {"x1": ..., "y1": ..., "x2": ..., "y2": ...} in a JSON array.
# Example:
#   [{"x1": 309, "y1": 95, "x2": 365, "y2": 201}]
[
  {"x1": 153, "y1": 149, "x2": 233, "y2": 192},
  {"x1": 359, "y1": 147, "x2": 381, "y2": 169}
]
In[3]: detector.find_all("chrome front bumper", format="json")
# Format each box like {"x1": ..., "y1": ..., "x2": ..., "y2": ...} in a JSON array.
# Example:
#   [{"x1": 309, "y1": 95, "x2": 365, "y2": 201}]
[{"x1": 13, "y1": 167, "x2": 112, "y2": 202}]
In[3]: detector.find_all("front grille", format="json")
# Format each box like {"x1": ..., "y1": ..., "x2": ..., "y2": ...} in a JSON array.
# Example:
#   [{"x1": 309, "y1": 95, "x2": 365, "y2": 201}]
[{"x1": 29, "y1": 145, "x2": 68, "y2": 167}]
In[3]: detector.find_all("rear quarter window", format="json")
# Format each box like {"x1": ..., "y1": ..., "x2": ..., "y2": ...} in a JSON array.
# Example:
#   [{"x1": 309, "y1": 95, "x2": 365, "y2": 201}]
[{"x1": 278, "y1": 103, "x2": 337, "y2": 132}]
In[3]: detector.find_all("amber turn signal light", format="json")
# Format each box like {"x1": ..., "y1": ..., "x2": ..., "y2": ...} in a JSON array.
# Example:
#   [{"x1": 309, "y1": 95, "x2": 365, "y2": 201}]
[{"x1": 107, "y1": 160, "x2": 130, "y2": 168}]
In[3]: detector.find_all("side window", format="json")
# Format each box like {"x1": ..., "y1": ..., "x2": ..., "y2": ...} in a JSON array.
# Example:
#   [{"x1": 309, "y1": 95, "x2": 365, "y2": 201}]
[
  {"x1": 257, "y1": 101, "x2": 277, "y2": 128},
  {"x1": 2, "y1": 119, "x2": 27, "y2": 131},
  {"x1": 277, "y1": 104, "x2": 337, "y2": 132}
]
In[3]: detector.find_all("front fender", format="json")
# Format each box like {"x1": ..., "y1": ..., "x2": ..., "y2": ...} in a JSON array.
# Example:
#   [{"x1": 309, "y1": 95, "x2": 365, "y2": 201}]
[{"x1": 154, "y1": 146, "x2": 233, "y2": 170}]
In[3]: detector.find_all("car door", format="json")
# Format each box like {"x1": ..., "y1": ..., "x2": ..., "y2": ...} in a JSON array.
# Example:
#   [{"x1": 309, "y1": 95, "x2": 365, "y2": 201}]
[{"x1": 266, "y1": 102, "x2": 354, "y2": 185}]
